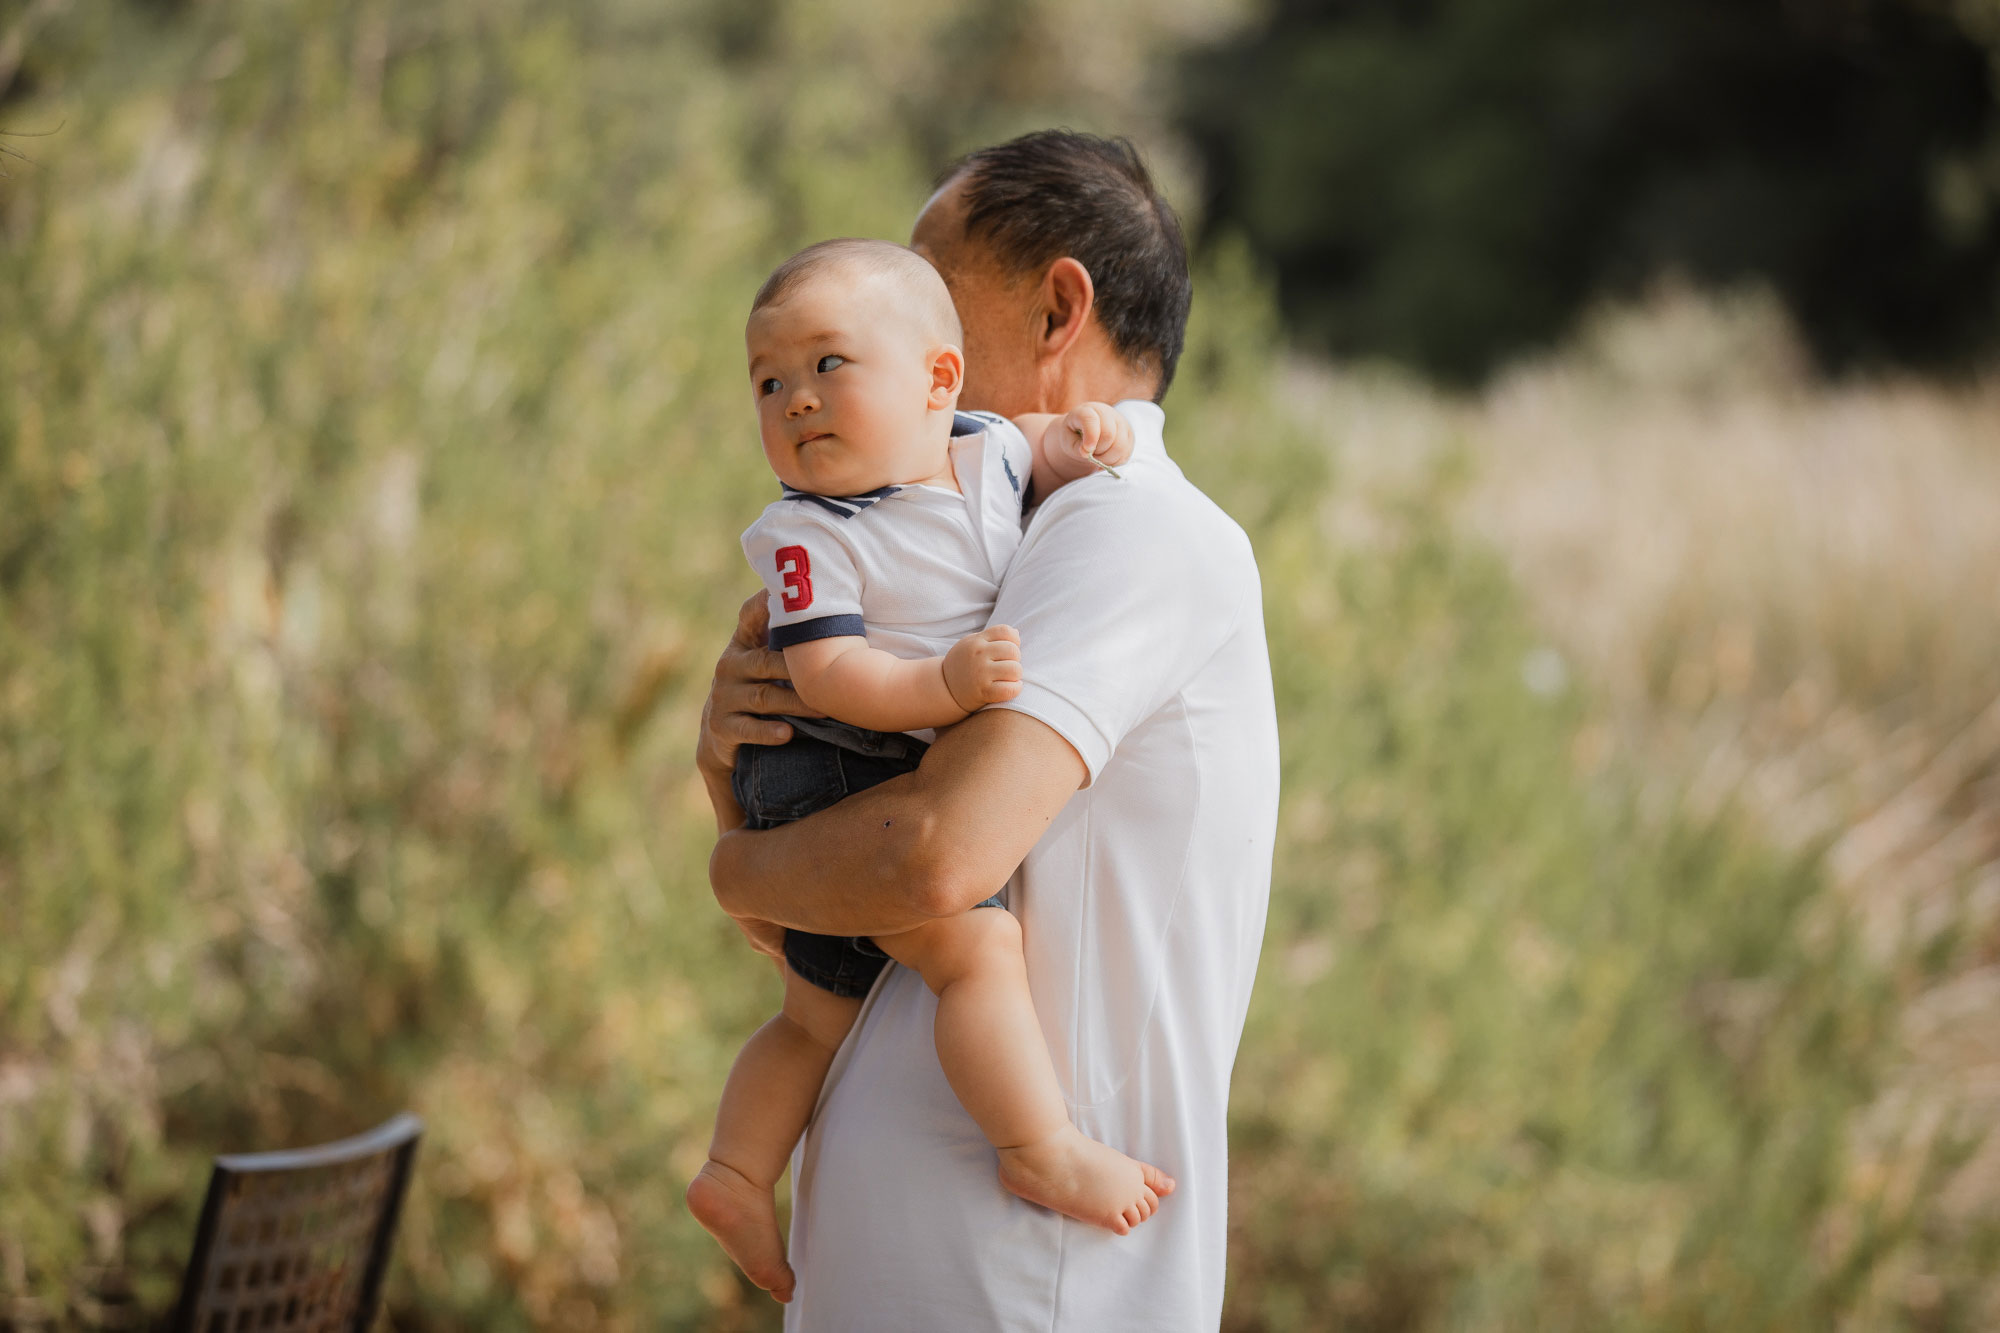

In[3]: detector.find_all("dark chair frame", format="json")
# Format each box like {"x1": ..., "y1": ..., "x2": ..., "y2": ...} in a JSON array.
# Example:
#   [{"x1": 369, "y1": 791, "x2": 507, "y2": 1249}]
[{"x1": 171, "y1": 1113, "x2": 423, "y2": 1333}]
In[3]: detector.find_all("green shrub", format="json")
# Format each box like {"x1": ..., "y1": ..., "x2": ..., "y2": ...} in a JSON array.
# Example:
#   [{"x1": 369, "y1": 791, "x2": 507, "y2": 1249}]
[{"x1": 0, "y1": 3, "x2": 1962, "y2": 1328}]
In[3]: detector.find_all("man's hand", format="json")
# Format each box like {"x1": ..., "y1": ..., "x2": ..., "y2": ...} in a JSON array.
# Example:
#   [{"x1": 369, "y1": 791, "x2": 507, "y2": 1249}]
[
  {"x1": 695, "y1": 593, "x2": 824, "y2": 834},
  {"x1": 698, "y1": 593, "x2": 822, "y2": 771},
  {"x1": 943, "y1": 625, "x2": 1024, "y2": 714}
]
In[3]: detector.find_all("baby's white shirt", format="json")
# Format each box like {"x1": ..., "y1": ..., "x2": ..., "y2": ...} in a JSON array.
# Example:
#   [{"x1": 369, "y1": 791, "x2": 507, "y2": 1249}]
[{"x1": 740, "y1": 410, "x2": 1034, "y2": 666}]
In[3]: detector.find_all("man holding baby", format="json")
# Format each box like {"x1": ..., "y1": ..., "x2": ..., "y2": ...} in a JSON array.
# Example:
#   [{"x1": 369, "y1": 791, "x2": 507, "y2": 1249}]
[{"x1": 696, "y1": 130, "x2": 1279, "y2": 1331}]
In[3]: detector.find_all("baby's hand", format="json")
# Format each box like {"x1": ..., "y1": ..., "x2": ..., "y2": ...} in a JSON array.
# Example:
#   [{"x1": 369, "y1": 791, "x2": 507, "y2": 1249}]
[
  {"x1": 943, "y1": 625, "x2": 1023, "y2": 714},
  {"x1": 1043, "y1": 402, "x2": 1134, "y2": 479}
]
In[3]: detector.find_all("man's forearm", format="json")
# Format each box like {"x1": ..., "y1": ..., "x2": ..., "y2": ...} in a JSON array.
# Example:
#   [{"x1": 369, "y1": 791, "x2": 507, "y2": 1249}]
[
  {"x1": 711, "y1": 771, "x2": 950, "y2": 937},
  {"x1": 709, "y1": 706, "x2": 1087, "y2": 939}
]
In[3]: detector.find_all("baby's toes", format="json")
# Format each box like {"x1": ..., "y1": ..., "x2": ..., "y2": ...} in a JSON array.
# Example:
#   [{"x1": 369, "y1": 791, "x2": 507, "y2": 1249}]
[{"x1": 1141, "y1": 1162, "x2": 1175, "y2": 1196}]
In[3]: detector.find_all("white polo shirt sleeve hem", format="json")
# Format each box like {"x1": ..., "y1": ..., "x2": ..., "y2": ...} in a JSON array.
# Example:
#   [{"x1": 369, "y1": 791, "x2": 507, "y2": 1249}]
[{"x1": 991, "y1": 686, "x2": 1114, "y2": 787}]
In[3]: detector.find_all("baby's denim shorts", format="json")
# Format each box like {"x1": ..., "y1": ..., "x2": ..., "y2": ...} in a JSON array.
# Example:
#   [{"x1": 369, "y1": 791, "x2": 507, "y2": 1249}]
[{"x1": 732, "y1": 717, "x2": 1002, "y2": 998}]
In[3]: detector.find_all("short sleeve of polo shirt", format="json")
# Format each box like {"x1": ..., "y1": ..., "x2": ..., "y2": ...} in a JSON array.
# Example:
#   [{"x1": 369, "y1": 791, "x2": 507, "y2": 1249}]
[
  {"x1": 989, "y1": 402, "x2": 1245, "y2": 785},
  {"x1": 741, "y1": 504, "x2": 866, "y2": 649}
]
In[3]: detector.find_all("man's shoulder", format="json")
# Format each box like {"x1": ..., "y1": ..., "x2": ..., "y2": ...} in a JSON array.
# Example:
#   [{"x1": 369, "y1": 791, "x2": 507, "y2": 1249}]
[{"x1": 1031, "y1": 453, "x2": 1251, "y2": 562}]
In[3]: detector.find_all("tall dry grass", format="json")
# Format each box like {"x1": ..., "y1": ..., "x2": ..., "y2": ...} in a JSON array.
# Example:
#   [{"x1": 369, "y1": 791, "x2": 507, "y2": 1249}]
[
  {"x1": 1269, "y1": 286, "x2": 2000, "y2": 1323},
  {"x1": 1462, "y1": 288, "x2": 2000, "y2": 1325}
]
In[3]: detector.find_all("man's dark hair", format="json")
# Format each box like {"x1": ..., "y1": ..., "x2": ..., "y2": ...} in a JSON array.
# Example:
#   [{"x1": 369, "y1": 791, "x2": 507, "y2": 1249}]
[{"x1": 940, "y1": 131, "x2": 1192, "y2": 401}]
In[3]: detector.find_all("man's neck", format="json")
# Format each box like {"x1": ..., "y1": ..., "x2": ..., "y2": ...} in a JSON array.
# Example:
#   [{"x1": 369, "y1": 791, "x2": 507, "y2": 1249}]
[{"x1": 1037, "y1": 346, "x2": 1157, "y2": 414}]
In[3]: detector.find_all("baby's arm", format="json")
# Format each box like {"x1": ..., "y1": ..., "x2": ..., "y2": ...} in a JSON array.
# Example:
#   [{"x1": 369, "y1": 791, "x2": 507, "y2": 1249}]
[
  {"x1": 1015, "y1": 402, "x2": 1135, "y2": 499},
  {"x1": 782, "y1": 627, "x2": 1021, "y2": 733}
]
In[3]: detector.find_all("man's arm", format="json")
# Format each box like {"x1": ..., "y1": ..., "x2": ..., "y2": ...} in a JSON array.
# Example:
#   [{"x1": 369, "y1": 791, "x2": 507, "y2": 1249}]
[{"x1": 708, "y1": 705, "x2": 1086, "y2": 938}]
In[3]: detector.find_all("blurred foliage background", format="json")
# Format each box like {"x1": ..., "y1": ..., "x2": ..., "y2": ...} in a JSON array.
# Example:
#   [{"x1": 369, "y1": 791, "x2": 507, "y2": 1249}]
[
  {"x1": 2, "y1": 0, "x2": 1996, "y2": 1329},
  {"x1": 1184, "y1": 0, "x2": 2000, "y2": 382}
]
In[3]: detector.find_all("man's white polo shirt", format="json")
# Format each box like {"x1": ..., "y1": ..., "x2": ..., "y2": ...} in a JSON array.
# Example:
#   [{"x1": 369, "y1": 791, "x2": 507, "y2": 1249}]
[{"x1": 784, "y1": 401, "x2": 1280, "y2": 1331}]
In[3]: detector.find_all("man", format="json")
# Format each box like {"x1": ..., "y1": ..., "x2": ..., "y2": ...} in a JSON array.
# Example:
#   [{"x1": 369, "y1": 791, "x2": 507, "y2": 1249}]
[{"x1": 695, "y1": 131, "x2": 1279, "y2": 1330}]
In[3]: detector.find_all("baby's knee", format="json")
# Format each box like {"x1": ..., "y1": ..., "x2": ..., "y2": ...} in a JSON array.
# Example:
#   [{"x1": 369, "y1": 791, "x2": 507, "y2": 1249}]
[
  {"x1": 891, "y1": 905, "x2": 1022, "y2": 991},
  {"x1": 935, "y1": 905, "x2": 1023, "y2": 978},
  {"x1": 963, "y1": 904, "x2": 1022, "y2": 952}
]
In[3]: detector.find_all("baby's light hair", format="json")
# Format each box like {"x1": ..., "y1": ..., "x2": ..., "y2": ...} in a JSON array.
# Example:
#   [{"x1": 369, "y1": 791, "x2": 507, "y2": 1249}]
[{"x1": 752, "y1": 238, "x2": 963, "y2": 346}]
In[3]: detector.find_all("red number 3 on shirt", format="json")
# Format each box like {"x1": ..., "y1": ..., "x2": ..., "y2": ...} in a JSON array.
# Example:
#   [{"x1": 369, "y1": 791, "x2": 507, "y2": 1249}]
[{"x1": 775, "y1": 545, "x2": 813, "y2": 612}]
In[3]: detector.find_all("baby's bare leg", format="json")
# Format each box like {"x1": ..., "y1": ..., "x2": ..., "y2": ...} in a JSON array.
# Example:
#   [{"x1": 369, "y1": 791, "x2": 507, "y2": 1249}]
[
  {"x1": 686, "y1": 961, "x2": 860, "y2": 1304},
  {"x1": 874, "y1": 909, "x2": 1175, "y2": 1235}
]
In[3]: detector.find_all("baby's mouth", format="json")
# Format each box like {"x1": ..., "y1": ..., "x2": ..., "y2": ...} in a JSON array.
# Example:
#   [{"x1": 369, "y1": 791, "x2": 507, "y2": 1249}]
[{"x1": 796, "y1": 431, "x2": 832, "y2": 446}]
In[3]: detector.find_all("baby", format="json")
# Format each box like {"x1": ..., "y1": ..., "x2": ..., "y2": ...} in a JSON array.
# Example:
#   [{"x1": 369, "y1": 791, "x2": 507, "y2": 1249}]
[{"x1": 686, "y1": 239, "x2": 1174, "y2": 1304}]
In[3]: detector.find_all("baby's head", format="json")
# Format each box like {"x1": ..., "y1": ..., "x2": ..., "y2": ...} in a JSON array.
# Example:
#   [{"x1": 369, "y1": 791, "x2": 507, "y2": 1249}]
[{"x1": 747, "y1": 239, "x2": 966, "y2": 497}]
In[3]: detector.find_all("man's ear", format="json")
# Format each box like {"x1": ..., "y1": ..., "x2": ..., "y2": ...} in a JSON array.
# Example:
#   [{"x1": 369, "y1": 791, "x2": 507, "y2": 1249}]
[
  {"x1": 927, "y1": 343, "x2": 966, "y2": 408},
  {"x1": 1036, "y1": 257, "x2": 1094, "y2": 363}
]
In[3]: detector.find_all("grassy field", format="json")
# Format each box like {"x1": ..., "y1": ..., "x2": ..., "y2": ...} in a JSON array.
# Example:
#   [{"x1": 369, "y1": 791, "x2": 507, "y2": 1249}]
[{"x1": 3, "y1": 3, "x2": 1993, "y2": 1328}]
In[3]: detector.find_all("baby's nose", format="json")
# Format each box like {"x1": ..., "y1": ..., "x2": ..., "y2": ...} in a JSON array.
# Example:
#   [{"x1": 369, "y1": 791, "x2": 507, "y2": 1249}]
[{"x1": 786, "y1": 391, "x2": 818, "y2": 417}]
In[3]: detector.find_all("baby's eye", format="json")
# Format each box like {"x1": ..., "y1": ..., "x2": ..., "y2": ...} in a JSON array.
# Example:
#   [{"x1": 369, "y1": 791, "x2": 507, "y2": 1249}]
[
  {"x1": 816, "y1": 354, "x2": 845, "y2": 373},
  {"x1": 757, "y1": 377, "x2": 781, "y2": 396}
]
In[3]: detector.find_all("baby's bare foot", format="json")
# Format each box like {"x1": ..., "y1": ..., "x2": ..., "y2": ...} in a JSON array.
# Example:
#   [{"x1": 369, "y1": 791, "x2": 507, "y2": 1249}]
[
  {"x1": 686, "y1": 1160, "x2": 795, "y2": 1303},
  {"x1": 996, "y1": 1125, "x2": 1176, "y2": 1235}
]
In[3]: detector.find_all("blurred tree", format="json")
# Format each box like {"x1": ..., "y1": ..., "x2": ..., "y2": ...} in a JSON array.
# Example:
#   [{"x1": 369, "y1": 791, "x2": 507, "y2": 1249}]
[{"x1": 1181, "y1": 0, "x2": 2000, "y2": 381}]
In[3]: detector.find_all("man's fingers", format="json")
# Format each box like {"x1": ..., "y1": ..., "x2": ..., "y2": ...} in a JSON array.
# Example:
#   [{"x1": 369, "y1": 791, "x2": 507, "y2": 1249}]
[
  {"x1": 731, "y1": 592, "x2": 771, "y2": 650},
  {"x1": 716, "y1": 679, "x2": 817, "y2": 722},
  {"x1": 713, "y1": 643, "x2": 823, "y2": 719},
  {"x1": 712, "y1": 704, "x2": 792, "y2": 747},
  {"x1": 724, "y1": 714, "x2": 794, "y2": 747},
  {"x1": 697, "y1": 598, "x2": 808, "y2": 774},
  {"x1": 742, "y1": 647, "x2": 791, "y2": 680},
  {"x1": 716, "y1": 646, "x2": 791, "y2": 688},
  {"x1": 749, "y1": 681, "x2": 803, "y2": 714}
]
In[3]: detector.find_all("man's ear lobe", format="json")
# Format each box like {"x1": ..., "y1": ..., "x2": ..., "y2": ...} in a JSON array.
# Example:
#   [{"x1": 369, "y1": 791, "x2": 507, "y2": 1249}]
[
  {"x1": 1039, "y1": 257, "x2": 1094, "y2": 356},
  {"x1": 928, "y1": 344, "x2": 966, "y2": 407}
]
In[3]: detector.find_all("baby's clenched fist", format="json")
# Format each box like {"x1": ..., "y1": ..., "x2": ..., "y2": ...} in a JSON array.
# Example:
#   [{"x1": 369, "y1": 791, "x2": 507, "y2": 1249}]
[
  {"x1": 943, "y1": 625, "x2": 1024, "y2": 714},
  {"x1": 1041, "y1": 402, "x2": 1136, "y2": 482}
]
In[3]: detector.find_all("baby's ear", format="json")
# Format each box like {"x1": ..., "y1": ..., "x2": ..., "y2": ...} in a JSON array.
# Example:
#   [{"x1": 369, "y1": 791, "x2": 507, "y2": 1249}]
[{"x1": 927, "y1": 343, "x2": 965, "y2": 408}]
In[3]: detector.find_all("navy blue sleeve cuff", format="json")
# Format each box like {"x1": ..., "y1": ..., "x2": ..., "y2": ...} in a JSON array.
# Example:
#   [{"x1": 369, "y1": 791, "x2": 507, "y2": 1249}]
[{"x1": 768, "y1": 614, "x2": 867, "y2": 649}]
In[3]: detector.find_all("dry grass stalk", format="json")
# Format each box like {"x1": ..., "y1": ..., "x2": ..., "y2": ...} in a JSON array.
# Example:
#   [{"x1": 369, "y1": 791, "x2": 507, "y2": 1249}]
[{"x1": 1461, "y1": 285, "x2": 2000, "y2": 1321}]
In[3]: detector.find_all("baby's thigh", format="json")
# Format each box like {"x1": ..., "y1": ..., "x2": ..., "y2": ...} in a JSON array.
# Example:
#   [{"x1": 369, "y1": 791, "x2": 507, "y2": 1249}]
[
  {"x1": 780, "y1": 963, "x2": 865, "y2": 1052},
  {"x1": 874, "y1": 907, "x2": 1023, "y2": 993}
]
